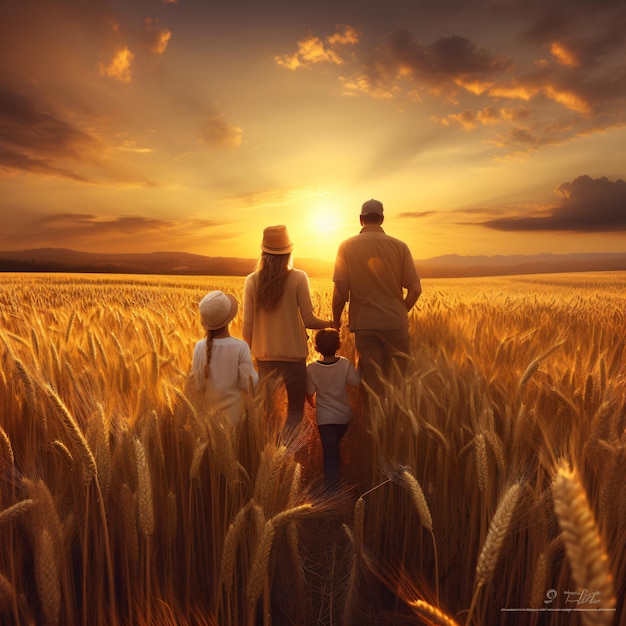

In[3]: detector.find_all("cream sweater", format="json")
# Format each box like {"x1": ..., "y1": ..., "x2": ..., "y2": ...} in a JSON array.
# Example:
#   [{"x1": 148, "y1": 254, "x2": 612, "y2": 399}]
[{"x1": 243, "y1": 269, "x2": 330, "y2": 361}]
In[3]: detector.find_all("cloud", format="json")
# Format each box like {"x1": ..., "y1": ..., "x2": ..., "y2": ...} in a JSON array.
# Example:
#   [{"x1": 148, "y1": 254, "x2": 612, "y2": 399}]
[
  {"x1": 0, "y1": 211, "x2": 226, "y2": 249},
  {"x1": 482, "y1": 175, "x2": 626, "y2": 232},
  {"x1": 0, "y1": 148, "x2": 90, "y2": 182},
  {"x1": 275, "y1": 25, "x2": 359, "y2": 70},
  {"x1": 0, "y1": 87, "x2": 98, "y2": 179},
  {"x1": 31, "y1": 213, "x2": 224, "y2": 239},
  {"x1": 0, "y1": 86, "x2": 156, "y2": 185},
  {"x1": 397, "y1": 210, "x2": 439, "y2": 219},
  {"x1": 98, "y1": 46, "x2": 134, "y2": 83},
  {"x1": 356, "y1": 30, "x2": 511, "y2": 101},
  {"x1": 200, "y1": 113, "x2": 242, "y2": 150},
  {"x1": 433, "y1": 106, "x2": 502, "y2": 130},
  {"x1": 138, "y1": 18, "x2": 172, "y2": 56}
]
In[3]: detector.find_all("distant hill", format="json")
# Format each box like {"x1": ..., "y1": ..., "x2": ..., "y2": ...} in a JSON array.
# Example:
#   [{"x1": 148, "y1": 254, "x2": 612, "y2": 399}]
[
  {"x1": 1, "y1": 248, "x2": 626, "y2": 278},
  {"x1": 415, "y1": 252, "x2": 626, "y2": 278},
  {"x1": 0, "y1": 248, "x2": 333, "y2": 278}
]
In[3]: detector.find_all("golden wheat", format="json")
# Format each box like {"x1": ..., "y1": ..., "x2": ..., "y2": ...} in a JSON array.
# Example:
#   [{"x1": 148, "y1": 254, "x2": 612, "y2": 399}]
[
  {"x1": 1, "y1": 271, "x2": 625, "y2": 626},
  {"x1": 552, "y1": 462, "x2": 616, "y2": 624}
]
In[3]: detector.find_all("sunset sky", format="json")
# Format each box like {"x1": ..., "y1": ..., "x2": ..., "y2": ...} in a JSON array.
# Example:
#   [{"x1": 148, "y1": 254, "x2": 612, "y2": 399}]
[{"x1": 1, "y1": 0, "x2": 626, "y2": 262}]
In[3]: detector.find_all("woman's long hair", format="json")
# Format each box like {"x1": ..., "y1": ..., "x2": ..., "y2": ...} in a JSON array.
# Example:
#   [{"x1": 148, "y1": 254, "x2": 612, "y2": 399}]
[{"x1": 255, "y1": 252, "x2": 292, "y2": 311}]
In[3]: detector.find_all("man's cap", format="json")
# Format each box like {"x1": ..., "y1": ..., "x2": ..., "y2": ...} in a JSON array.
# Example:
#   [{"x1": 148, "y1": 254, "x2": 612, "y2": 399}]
[{"x1": 361, "y1": 199, "x2": 384, "y2": 216}]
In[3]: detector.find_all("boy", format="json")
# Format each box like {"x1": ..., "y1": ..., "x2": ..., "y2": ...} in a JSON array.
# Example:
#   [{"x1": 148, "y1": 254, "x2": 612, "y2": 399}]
[{"x1": 306, "y1": 329, "x2": 360, "y2": 487}]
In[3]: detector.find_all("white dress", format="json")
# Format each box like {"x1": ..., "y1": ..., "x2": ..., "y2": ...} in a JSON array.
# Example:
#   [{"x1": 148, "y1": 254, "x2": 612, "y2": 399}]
[{"x1": 190, "y1": 336, "x2": 259, "y2": 426}]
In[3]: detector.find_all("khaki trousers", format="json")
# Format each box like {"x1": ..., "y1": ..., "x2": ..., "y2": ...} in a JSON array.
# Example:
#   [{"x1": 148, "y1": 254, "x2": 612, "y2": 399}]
[{"x1": 354, "y1": 329, "x2": 410, "y2": 391}]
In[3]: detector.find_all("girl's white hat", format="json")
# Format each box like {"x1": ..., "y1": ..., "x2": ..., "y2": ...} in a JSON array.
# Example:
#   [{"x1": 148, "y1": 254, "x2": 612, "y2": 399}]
[{"x1": 199, "y1": 290, "x2": 238, "y2": 330}]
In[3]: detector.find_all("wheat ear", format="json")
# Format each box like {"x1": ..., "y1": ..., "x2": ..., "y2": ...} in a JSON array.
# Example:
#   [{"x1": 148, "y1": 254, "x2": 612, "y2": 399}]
[
  {"x1": 466, "y1": 482, "x2": 522, "y2": 625},
  {"x1": 0, "y1": 499, "x2": 36, "y2": 527},
  {"x1": 45, "y1": 384, "x2": 97, "y2": 486},
  {"x1": 552, "y1": 462, "x2": 615, "y2": 624},
  {"x1": 408, "y1": 599, "x2": 461, "y2": 626},
  {"x1": 475, "y1": 482, "x2": 522, "y2": 587},
  {"x1": 246, "y1": 518, "x2": 276, "y2": 606},
  {"x1": 35, "y1": 527, "x2": 61, "y2": 626},
  {"x1": 134, "y1": 439, "x2": 155, "y2": 539},
  {"x1": 220, "y1": 500, "x2": 253, "y2": 594}
]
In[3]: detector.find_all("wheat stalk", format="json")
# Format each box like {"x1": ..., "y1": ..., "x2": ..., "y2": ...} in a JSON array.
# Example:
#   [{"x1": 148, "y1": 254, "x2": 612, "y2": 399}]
[
  {"x1": 0, "y1": 426, "x2": 14, "y2": 469},
  {"x1": 134, "y1": 439, "x2": 155, "y2": 539},
  {"x1": 45, "y1": 384, "x2": 97, "y2": 486},
  {"x1": 35, "y1": 527, "x2": 61, "y2": 626},
  {"x1": 121, "y1": 483, "x2": 139, "y2": 564},
  {"x1": 474, "y1": 434, "x2": 488, "y2": 493},
  {"x1": 189, "y1": 438, "x2": 208, "y2": 481},
  {"x1": 220, "y1": 500, "x2": 253, "y2": 594},
  {"x1": 408, "y1": 599, "x2": 461, "y2": 626},
  {"x1": 467, "y1": 482, "x2": 522, "y2": 625},
  {"x1": 552, "y1": 462, "x2": 615, "y2": 624},
  {"x1": 397, "y1": 467, "x2": 433, "y2": 532},
  {"x1": 0, "y1": 499, "x2": 36, "y2": 527},
  {"x1": 475, "y1": 482, "x2": 522, "y2": 587},
  {"x1": 246, "y1": 518, "x2": 276, "y2": 606},
  {"x1": 166, "y1": 490, "x2": 177, "y2": 547}
]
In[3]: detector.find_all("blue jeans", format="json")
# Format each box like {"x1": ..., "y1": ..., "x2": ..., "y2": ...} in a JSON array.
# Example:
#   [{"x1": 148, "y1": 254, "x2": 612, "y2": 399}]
[
  {"x1": 258, "y1": 359, "x2": 307, "y2": 433},
  {"x1": 318, "y1": 423, "x2": 349, "y2": 487}
]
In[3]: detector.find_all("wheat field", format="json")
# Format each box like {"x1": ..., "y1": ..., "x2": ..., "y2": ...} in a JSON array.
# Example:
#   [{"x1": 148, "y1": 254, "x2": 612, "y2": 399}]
[{"x1": 0, "y1": 271, "x2": 624, "y2": 626}]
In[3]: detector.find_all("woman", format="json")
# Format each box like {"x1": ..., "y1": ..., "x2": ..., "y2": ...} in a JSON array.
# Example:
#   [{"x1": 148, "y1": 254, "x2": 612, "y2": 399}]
[{"x1": 243, "y1": 225, "x2": 332, "y2": 432}]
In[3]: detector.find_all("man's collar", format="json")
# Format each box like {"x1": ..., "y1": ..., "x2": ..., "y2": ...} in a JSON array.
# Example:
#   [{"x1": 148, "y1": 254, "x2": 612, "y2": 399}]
[{"x1": 359, "y1": 224, "x2": 385, "y2": 233}]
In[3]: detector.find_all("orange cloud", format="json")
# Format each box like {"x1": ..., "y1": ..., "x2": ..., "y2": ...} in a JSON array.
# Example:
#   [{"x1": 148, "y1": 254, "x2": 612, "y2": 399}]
[
  {"x1": 433, "y1": 106, "x2": 502, "y2": 130},
  {"x1": 488, "y1": 83, "x2": 537, "y2": 101},
  {"x1": 327, "y1": 25, "x2": 359, "y2": 46},
  {"x1": 543, "y1": 85, "x2": 591, "y2": 114},
  {"x1": 276, "y1": 36, "x2": 342, "y2": 69},
  {"x1": 275, "y1": 26, "x2": 358, "y2": 70},
  {"x1": 550, "y1": 42, "x2": 579, "y2": 68},
  {"x1": 99, "y1": 46, "x2": 134, "y2": 83},
  {"x1": 143, "y1": 18, "x2": 172, "y2": 55},
  {"x1": 339, "y1": 74, "x2": 397, "y2": 99}
]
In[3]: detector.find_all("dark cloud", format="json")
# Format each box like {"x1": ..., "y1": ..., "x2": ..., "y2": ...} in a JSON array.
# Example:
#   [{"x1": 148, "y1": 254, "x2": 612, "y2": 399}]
[
  {"x1": 0, "y1": 88, "x2": 95, "y2": 153},
  {"x1": 0, "y1": 148, "x2": 90, "y2": 182},
  {"x1": 482, "y1": 175, "x2": 626, "y2": 232},
  {"x1": 0, "y1": 211, "x2": 226, "y2": 249},
  {"x1": 365, "y1": 29, "x2": 510, "y2": 93},
  {"x1": 0, "y1": 87, "x2": 97, "y2": 173}
]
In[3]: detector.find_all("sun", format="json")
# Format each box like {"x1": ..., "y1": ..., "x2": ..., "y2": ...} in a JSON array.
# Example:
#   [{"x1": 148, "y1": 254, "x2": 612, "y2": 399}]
[
  {"x1": 297, "y1": 203, "x2": 350, "y2": 260},
  {"x1": 308, "y1": 205, "x2": 343, "y2": 236}
]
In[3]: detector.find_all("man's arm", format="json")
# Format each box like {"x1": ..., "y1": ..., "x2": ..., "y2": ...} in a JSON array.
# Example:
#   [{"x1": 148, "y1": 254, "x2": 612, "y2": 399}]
[
  {"x1": 332, "y1": 281, "x2": 348, "y2": 330},
  {"x1": 404, "y1": 279, "x2": 422, "y2": 312}
]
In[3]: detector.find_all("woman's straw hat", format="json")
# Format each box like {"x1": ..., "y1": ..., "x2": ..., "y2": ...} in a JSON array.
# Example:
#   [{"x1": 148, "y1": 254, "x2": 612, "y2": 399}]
[
  {"x1": 198, "y1": 290, "x2": 238, "y2": 330},
  {"x1": 261, "y1": 225, "x2": 293, "y2": 254}
]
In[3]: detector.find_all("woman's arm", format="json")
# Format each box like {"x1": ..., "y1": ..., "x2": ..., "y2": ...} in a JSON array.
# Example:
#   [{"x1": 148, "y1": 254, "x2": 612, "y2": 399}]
[
  {"x1": 242, "y1": 275, "x2": 254, "y2": 346},
  {"x1": 296, "y1": 271, "x2": 332, "y2": 329}
]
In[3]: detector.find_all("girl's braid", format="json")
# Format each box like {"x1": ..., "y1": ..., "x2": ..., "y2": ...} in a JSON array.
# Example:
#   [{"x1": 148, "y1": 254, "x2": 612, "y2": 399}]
[{"x1": 204, "y1": 329, "x2": 214, "y2": 378}]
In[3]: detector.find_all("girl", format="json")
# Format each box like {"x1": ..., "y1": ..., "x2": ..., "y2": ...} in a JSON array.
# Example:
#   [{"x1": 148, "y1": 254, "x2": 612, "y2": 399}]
[{"x1": 190, "y1": 290, "x2": 258, "y2": 426}]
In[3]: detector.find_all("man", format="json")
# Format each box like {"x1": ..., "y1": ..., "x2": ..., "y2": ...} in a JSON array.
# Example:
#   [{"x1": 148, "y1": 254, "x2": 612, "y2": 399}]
[{"x1": 332, "y1": 198, "x2": 422, "y2": 387}]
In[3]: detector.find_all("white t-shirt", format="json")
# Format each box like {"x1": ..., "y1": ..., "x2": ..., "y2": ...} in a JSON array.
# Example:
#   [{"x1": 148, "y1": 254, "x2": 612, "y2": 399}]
[
  {"x1": 306, "y1": 357, "x2": 361, "y2": 425},
  {"x1": 190, "y1": 336, "x2": 259, "y2": 426}
]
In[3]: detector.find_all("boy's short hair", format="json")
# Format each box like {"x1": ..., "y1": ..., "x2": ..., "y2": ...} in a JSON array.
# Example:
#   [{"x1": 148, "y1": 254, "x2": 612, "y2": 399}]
[{"x1": 315, "y1": 329, "x2": 340, "y2": 357}]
